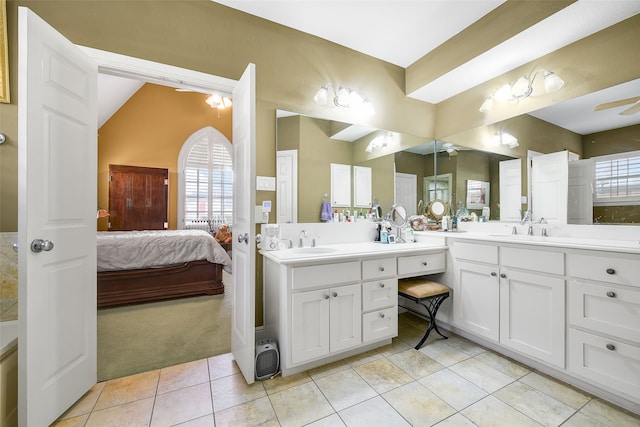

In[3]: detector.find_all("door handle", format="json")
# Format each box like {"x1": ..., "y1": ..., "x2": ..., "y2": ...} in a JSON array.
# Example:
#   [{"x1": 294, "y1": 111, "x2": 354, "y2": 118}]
[
  {"x1": 237, "y1": 233, "x2": 249, "y2": 244},
  {"x1": 31, "y1": 239, "x2": 54, "y2": 253}
]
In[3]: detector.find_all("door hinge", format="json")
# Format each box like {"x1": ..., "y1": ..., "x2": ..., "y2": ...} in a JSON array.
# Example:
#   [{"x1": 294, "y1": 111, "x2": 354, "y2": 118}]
[
  {"x1": 108, "y1": 175, "x2": 113, "y2": 182},
  {"x1": 164, "y1": 222, "x2": 168, "y2": 229},
  {"x1": 164, "y1": 178, "x2": 169, "y2": 186},
  {"x1": 108, "y1": 222, "x2": 112, "y2": 229}
]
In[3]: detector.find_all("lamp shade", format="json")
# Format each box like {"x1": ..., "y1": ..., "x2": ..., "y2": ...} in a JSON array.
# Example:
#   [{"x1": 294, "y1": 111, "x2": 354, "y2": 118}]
[
  {"x1": 313, "y1": 86, "x2": 329, "y2": 105},
  {"x1": 544, "y1": 72, "x2": 564, "y2": 93}
]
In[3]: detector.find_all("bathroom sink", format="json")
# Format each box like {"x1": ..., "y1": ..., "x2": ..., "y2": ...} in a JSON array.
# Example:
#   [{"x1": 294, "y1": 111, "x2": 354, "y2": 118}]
[{"x1": 289, "y1": 247, "x2": 338, "y2": 255}]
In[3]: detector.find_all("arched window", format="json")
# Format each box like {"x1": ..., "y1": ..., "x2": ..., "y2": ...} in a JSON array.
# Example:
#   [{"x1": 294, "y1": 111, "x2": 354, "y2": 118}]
[{"x1": 178, "y1": 126, "x2": 233, "y2": 228}]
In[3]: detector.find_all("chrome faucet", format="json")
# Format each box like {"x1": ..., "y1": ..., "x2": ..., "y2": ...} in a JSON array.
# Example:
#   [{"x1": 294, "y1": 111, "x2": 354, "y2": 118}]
[
  {"x1": 298, "y1": 229, "x2": 308, "y2": 248},
  {"x1": 520, "y1": 209, "x2": 534, "y2": 236}
]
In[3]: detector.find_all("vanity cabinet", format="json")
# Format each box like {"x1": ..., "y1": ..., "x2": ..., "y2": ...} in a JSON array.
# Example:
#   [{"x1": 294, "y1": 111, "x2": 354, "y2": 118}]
[
  {"x1": 452, "y1": 241, "x2": 565, "y2": 367},
  {"x1": 566, "y1": 252, "x2": 640, "y2": 402}
]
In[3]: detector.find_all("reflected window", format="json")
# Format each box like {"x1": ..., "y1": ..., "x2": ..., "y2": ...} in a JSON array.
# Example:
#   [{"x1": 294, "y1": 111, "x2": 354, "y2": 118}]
[
  {"x1": 594, "y1": 150, "x2": 640, "y2": 205},
  {"x1": 424, "y1": 173, "x2": 452, "y2": 205}
]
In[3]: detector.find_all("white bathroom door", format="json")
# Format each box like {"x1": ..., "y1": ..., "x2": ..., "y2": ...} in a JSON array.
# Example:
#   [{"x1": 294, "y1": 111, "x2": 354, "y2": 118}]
[
  {"x1": 499, "y1": 159, "x2": 522, "y2": 222},
  {"x1": 568, "y1": 159, "x2": 594, "y2": 224},
  {"x1": 395, "y1": 173, "x2": 417, "y2": 216},
  {"x1": 531, "y1": 151, "x2": 569, "y2": 224},
  {"x1": 18, "y1": 7, "x2": 97, "y2": 426},
  {"x1": 276, "y1": 150, "x2": 297, "y2": 223},
  {"x1": 231, "y1": 63, "x2": 257, "y2": 384}
]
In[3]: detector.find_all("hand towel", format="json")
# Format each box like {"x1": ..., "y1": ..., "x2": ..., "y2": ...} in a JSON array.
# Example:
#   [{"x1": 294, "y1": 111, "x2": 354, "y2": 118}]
[{"x1": 320, "y1": 201, "x2": 333, "y2": 222}]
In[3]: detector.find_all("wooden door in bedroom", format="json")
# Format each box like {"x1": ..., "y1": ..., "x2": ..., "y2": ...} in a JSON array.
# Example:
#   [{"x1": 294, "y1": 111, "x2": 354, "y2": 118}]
[{"x1": 108, "y1": 164, "x2": 169, "y2": 230}]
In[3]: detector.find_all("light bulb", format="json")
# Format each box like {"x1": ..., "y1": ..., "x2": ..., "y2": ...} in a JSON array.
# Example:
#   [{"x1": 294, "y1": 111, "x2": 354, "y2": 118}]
[
  {"x1": 479, "y1": 97, "x2": 493, "y2": 113},
  {"x1": 313, "y1": 85, "x2": 329, "y2": 105},
  {"x1": 511, "y1": 76, "x2": 531, "y2": 99},
  {"x1": 544, "y1": 71, "x2": 564, "y2": 93},
  {"x1": 494, "y1": 84, "x2": 512, "y2": 102}
]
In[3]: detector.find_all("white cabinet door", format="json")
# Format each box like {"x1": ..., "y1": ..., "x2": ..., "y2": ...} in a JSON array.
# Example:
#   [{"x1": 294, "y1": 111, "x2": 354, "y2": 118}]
[
  {"x1": 291, "y1": 289, "x2": 330, "y2": 364},
  {"x1": 353, "y1": 166, "x2": 372, "y2": 208},
  {"x1": 330, "y1": 283, "x2": 362, "y2": 353},
  {"x1": 331, "y1": 163, "x2": 351, "y2": 207},
  {"x1": 454, "y1": 261, "x2": 499, "y2": 342},
  {"x1": 499, "y1": 269, "x2": 565, "y2": 368}
]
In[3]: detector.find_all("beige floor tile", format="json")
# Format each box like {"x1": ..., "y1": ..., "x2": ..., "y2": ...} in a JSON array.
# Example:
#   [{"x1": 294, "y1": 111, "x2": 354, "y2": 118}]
[
  {"x1": 579, "y1": 398, "x2": 640, "y2": 427},
  {"x1": 315, "y1": 369, "x2": 378, "y2": 412},
  {"x1": 561, "y1": 411, "x2": 610, "y2": 427},
  {"x1": 174, "y1": 413, "x2": 215, "y2": 426},
  {"x1": 94, "y1": 370, "x2": 159, "y2": 411},
  {"x1": 419, "y1": 369, "x2": 488, "y2": 411},
  {"x1": 214, "y1": 396, "x2": 279, "y2": 427},
  {"x1": 262, "y1": 371, "x2": 312, "y2": 395},
  {"x1": 398, "y1": 312, "x2": 429, "y2": 329},
  {"x1": 157, "y1": 358, "x2": 209, "y2": 394},
  {"x1": 269, "y1": 381, "x2": 335, "y2": 427},
  {"x1": 449, "y1": 358, "x2": 515, "y2": 393},
  {"x1": 151, "y1": 382, "x2": 213, "y2": 427},
  {"x1": 211, "y1": 372, "x2": 267, "y2": 412},
  {"x1": 339, "y1": 396, "x2": 410, "y2": 427},
  {"x1": 343, "y1": 349, "x2": 383, "y2": 367},
  {"x1": 473, "y1": 350, "x2": 531, "y2": 379},
  {"x1": 461, "y1": 396, "x2": 542, "y2": 427},
  {"x1": 418, "y1": 339, "x2": 471, "y2": 367},
  {"x1": 375, "y1": 338, "x2": 411, "y2": 357},
  {"x1": 443, "y1": 335, "x2": 487, "y2": 357},
  {"x1": 433, "y1": 413, "x2": 477, "y2": 426},
  {"x1": 493, "y1": 381, "x2": 575, "y2": 426},
  {"x1": 520, "y1": 371, "x2": 591, "y2": 410},
  {"x1": 354, "y1": 358, "x2": 413, "y2": 394},
  {"x1": 86, "y1": 397, "x2": 154, "y2": 427},
  {"x1": 397, "y1": 324, "x2": 427, "y2": 346},
  {"x1": 307, "y1": 413, "x2": 346, "y2": 427},
  {"x1": 307, "y1": 358, "x2": 350, "y2": 380},
  {"x1": 382, "y1": 381, "x2": 456, "y2": 426},
  {"x1": 50, "y1": 414, "x2": 90, "y2": 427},
  {"x1": 59, "y1": 382, "x2": 105, "y2": 419},
  {"x1": 387, "y1": 349, "x2": 444, "y2": 379},
  {"x1": 208, "y1": 352, "x2": 240, "y2": 381}
]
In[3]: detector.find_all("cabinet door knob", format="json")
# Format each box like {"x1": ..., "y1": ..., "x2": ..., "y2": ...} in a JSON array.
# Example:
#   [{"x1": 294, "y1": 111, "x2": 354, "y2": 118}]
[
  {"x1": 606, "y1": 291, "x2": 616, "y2": 298},
  {"x1": 332, "y1": 292, "x2": 338, "y2": 298},
  {"x1": 606, "y1": 268, "x2": 616, "y2": 275},
  {"x1": 490, "y1": 272, "x2": 497, "y2": 277},
  {"x1": 379, "y1": 283, "x2": 385, "y2": 288},
  {"x1": 606, "y1": 343, "x2": 616, "y2": 351},
  {"x1": 379, "y1": 313, "x2": 385, "y2": 318},
  {"x1": 379, "y1": 267, "x2": 385, "y2": 272},
  {"x1": 500, "y1": 273, "x2": 507, "y2": 279},
  {"x1": 422, "y1": 261, "x2": 428, "y2": 266},
  {"x1": 324, "y1": 294, "x2": 330, "y2": 300}
]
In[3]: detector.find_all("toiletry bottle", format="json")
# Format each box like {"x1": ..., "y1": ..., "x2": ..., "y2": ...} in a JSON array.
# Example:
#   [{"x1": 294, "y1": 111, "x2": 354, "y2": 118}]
[
  {"x1": 381, "y1": 228, "x2": 388, "y2": 243},
  {"x1": 333, "y1": 209, "x2": 339, "y2": 223},
  {"x1": 442, "y1": 215, "x2": 449, "y2": 231},
  {"x1": 452, "y1": 215, "x2": 458, "y2": 231},
  {"x1": 375, "y1": 223, "x2": 381, "y2": 241}
]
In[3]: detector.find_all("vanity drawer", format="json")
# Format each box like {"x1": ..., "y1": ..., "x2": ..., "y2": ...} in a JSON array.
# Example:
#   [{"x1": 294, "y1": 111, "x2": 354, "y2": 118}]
[
  {"x1": 291, "y1": 261, "x2": 360, "y2": 290},
  {"x1": 567, "y1": 253, "x2": 640, "y2": 287},
  {"x1": 362, "y1": 278, "x2": 397, "y2": 312},
  {"x1": 569, "y1": 279, "x2": 640, "y2": 343},
  {"x1": 363, "y1": 306, "x2": 397, "y2": 343},
  {"x1": 397, "y1": 252, "x2": 445, "y2": 276},
  {"x1": 362, "y1": 257, "x2": 396, "y2": 280},
  {"x1": 568, "y1": 328, "x2": 640, "y2": 403},
  {"x1": 452, "y1": 241, "x2": 498, "y2": 264},
  {"x1": 501, "y1": 247, "x2": 564, "y2": 275}
]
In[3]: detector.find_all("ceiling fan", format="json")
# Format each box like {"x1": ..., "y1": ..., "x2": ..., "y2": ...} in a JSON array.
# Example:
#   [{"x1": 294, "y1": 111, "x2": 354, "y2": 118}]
[{"x1": 594, "y1": 96, "x2": 640, "y2": 116}]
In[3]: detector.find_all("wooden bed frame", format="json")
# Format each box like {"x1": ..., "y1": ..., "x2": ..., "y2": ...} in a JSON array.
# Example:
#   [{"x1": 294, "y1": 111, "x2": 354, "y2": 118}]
[{"x1": 97, "y1": 260, "x2": 224, "y2": 309}]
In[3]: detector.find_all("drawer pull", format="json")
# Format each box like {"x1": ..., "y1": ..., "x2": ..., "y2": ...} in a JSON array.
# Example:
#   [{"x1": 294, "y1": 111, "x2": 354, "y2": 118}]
[
  {"x1": 332, "y1": 292, "x2": 338, "y2": 298},
  {"x1": 500, "y1": 273, "x2": 507, "y2": 279},
  {"x1": 379, "y1": 283, "x2": 385, "y2": 288},
  {"x1": 606, "y1": 268, "x2": 616, "y2": 275},
  {"x1": 606, "y1": 343, "x2": 616, "y2": 351},
  {"x1": 491, "y1": 272, "x2": 497, "y2": 277},
  {"x1": 606, "y1": 291, "x2": 616, "y2": 298},
  {"x1": 422, "y1": 261, "x2": 428, "y2": 266},
  {"x1": 379, "y1": 313, "x2": 385, "y2": 319},
  {"x1": 324, "y1": 294, "x2": 330, "y2": 300},
  {"x1": 379, "y1": 267, "x2": 385, "y2": 272}
]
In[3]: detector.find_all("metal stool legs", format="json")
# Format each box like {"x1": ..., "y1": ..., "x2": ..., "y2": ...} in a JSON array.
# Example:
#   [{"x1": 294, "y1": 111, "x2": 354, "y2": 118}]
[{"x1": 402, "y1": 292, "x2": 449, "y2": 350}]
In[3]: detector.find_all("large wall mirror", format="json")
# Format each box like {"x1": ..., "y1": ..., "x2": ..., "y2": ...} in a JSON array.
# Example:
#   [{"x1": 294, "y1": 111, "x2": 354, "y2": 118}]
[{"x1": 276, "y1": 77, "x2": 640, "y2": 226}]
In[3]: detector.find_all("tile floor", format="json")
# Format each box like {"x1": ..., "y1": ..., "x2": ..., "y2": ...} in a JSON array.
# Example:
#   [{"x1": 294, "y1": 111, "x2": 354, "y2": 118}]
[{"x1": 53, "y1": 313, "x2": 640, "y2": 427}]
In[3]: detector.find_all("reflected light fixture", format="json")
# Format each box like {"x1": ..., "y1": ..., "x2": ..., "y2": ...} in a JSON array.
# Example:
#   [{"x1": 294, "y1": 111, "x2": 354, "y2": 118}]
[
  {"x1": 492, "y1": 131, "x2": 519, "y2": 148},
  {"x1": 365, "y1": 132, "x2": 395, "y2": 153},
  {"x1": 205, "y1": 94, "x2": 232, "y2": 109},
  {"x1": 479, "y1": 70, "x2": 564, "y2": 113},
  {"x1": 314, "y1": 83, "x2": 375, "y2": 116}
]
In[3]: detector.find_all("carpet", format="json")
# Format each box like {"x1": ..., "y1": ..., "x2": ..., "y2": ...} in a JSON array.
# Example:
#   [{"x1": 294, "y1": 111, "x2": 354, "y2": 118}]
[{"x1": 97, "y1": 271, "x2": 232, "y2": 381}]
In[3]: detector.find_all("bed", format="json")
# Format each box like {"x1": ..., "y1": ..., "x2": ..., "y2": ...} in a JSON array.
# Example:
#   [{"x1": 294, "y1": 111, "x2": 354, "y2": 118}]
[{"x1": 97, "y1": 230, "x2": 232, "y2": 309}]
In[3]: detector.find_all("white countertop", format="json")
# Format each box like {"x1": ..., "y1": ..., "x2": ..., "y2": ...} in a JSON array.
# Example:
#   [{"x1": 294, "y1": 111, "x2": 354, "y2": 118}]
[{"x1": 260, "y1": 241, "x2": 447, "y2": 264}]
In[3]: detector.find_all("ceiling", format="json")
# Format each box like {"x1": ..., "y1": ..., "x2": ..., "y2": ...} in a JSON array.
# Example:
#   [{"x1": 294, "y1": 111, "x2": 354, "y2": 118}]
[{"x1": 98, "y1": 1, "x2": 640, "y2": 135}]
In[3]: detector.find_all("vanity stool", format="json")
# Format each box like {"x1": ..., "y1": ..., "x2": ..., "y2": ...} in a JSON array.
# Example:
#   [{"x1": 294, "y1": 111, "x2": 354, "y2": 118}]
[{"x1": 398, "y1": 277, "x2": 450, "y2": 350}]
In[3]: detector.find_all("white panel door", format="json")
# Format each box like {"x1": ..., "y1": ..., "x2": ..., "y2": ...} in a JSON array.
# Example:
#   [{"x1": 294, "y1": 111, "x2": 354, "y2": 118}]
[
  {"x1": 568, "y1": 159, "x2": 593, "y2": 224},
  {"x1": 291, "y1": 289, "x2": 330, "y2": 364},
  {"x1": 231, "y1": 64, "x2": 257, "y2": 384},
  {"x1": 531, "y1": 151, "x2": 569, "y2": 224},
  {"x1": 330, "y1": 163, "x2": 351, "y2": 207},
  {"x1": 18, "y1": 7, "x2": 97, "y2": 426},
  {"x1": 395, "y1": 173, "x2": 417, "y2": 216},
  {"x1": 353, "y1": 166, "x2": 372, "y2": 208},
  {"x1": 276, "y1": 150, "x2": 297, "y2": 223},
  {"x1": 499, "y1": 159, "x2": 522, "y2": 222},
  {"x1": 454, "y1": 261, "x2": 499, "y2": 342},
  {"x1": 330, "y1": 283, "x2": 362, "y2": 353}
]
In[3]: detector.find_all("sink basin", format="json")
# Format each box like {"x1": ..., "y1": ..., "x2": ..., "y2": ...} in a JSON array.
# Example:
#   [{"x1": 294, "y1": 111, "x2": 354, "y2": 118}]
[{"x1": 289, "y1": 247, "x2": 338, "y2": 255}]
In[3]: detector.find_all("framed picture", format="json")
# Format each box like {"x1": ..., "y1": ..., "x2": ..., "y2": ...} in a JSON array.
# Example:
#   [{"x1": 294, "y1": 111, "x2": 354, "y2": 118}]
[
  {"x1": 0, "y1": 0, "x2": 8, "y2": 103},
  {"x1": 466, "y1": 180, "x2": 490, "y2": 209}
]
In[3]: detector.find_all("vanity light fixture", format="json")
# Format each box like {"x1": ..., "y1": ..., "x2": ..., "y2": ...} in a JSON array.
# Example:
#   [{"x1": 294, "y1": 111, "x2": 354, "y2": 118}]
[
  {"x1": 314, "y1": 83, "x2": 375, "y2": 116},
  {"x1": 479, "y1": 70, "x2": 564, "y2": 113},
  {"x1": 492, "y1": 131, "x2": 519, "y2": 148},
  {"x1": 205, "y1": 94, "x2": 232, "y2": 110},
  {"x1": 365, "y1": 132, "x2": 395, "y2": 153}
]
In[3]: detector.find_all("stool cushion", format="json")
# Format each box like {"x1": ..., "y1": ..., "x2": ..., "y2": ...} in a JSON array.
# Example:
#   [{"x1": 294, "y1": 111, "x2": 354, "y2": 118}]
[{"x1": 398, "y1": 278, "x2": 449, "y2": 299}]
